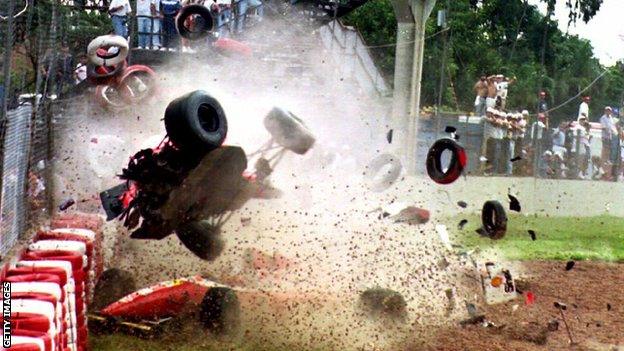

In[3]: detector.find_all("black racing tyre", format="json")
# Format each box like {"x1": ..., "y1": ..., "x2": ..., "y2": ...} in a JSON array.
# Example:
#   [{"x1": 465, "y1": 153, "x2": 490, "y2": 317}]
[
  {"x1": 426, "y1": 138, "x2": 467, "y2": 185},
  {"x1": 176, "y1": 5, "x2": 214, "y2": 41},
  {"x1": 481, "y1": 200, "x2": 507, "y2": 240},
  {"x1": 91, "y1": 268, "x2": 137, "y2": 311},
  {"x1": 164, "y1": 90, "x2": 228, "y2": 151},
  {"x1": 176, "y1": 221, "x2": 225, "y2": 261},
  {"x1": 199, "y1": 287, "x2": 240, "y2": 335},
  {"x1": 87, "y1": 62, "x2": 126, "y2": 85},
  {"x1": 364, "y1": 153, "x2": 402, "y2": 192},
  {"x1": 264, "y1": 107, "x2": 316, "y2": 154}
]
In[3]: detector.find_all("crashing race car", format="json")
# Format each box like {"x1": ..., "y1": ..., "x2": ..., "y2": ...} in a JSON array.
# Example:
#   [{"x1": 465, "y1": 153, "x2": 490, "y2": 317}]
[{"x1": 99, "y1": 90, "x2": 315, "y2": 259}]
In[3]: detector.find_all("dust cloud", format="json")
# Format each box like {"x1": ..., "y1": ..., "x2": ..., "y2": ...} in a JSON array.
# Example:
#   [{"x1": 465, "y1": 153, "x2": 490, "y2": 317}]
[{"x1": 53, "y1": 17, "x2": 482, "y2": 351}]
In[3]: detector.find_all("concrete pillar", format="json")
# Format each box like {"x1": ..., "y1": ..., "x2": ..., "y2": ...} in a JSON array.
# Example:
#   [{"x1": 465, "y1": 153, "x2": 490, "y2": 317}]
[
  {"x1": 391, "y1": 22, "x2": 415, "y2": 158},
  {"x1": 406, "y1": 0, "x2": 436, "y2": 173}
]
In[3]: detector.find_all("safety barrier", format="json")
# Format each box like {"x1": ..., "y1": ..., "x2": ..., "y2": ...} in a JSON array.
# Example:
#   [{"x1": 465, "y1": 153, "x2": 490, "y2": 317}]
[{"x1": 1, "y1": 212, "x2": 104, "y2": 351}]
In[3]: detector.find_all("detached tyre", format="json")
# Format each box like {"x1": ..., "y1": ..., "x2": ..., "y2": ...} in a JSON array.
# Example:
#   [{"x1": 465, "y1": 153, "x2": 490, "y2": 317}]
[
  {"x1": 199, "y1": 287, "x2": 240, "y2": 335},
  {"x1": 426, "y1": 138, "x2": 467, "y2": 185},
  {"x1": 95, "y1": 85, "x2": 127, "y2": 111},
  {"x1": 481, "y1": 200, "x2": 507, "y2": 240},
  {"x1": 176, "y1": 221, "x2": 225, "y2": 261},
  {"x1": 87, "y1": 61, "x2": 126, "y2": 86},
  {"x1": 264, "y1": 107, "x2": 315, "y2": 154},
  {"x1": 176, "y1": 5, "x2": 214, "y2": 40},
  {"x1": 87, "y1": 35, "x2": 129, "y2": 66},
  {"x1": 91, "y1": 268, "x2": 136, "y2": 311},
  {"x1": 364, "y1": 153, "x2": 402, "y2": 192},
  {"x1": 117, "y1": 64, "x2": 158, "y2": 103},
  {"x1": 165, "y1": 90, "x2": 228, "y2": 152}
]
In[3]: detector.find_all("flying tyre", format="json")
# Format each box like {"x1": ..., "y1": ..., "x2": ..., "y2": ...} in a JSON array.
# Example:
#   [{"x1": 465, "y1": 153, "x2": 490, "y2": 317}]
[
  {"x1": 481, "y1": 200, "x2": 507, "y2": 240},
  {"x1": 199, "y1": 287, "x2": 240, "y2": 335},
  {"x1": 426, "y1": 138, "x2": 467, "y2": 185},
  {"x1": 264, "y1": 107, "x2": 315, "y2": 154},
  {"x1": 117, "y1": 65, "x2": 158, "y2": 104},
  {"x1": 91, "y1": 268, "x2": 137, "y2": 311},
  {"x1": 95, "y1": 85, "x2": 127, "y2": 111},
  {"x1": 176, "y1": 4, "x2": 214, "y2": 41},
  {"x1": 176, "y1": 221, "x2": 225, "y2": 261},
  {"x1": 164, "y1": 90, "x2": 228, "y2": 152},
  {"x1": 364, "y1": 153, "x2": 403, "y2": 192},
  {"x1": 87, "y1": 35, "x2": 129, "y2": 66},
  {"x1": 87, "y1": 61, "x2": 126, "y2": 86}
]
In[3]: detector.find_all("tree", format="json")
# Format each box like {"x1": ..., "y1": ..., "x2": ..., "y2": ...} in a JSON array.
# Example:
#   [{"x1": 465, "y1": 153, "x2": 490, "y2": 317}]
[{"x1": 344, "y1": 0, "x2": 622, "y2": 124}]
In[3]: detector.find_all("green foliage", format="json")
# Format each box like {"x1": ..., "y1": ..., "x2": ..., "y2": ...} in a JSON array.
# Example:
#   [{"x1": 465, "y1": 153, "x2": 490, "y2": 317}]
[
  {"x1": 344, "y1": 0, "x2": 623, "y2": 124},
  {"x1": 445, "y1": 214, "x2": 624, "y2": 261},
  {"x1": 2, "y1": 0, "x2": 112, "y2": 92}
]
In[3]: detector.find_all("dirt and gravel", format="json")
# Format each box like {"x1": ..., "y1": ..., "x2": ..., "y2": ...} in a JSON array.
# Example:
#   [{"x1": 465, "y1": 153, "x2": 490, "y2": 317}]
[
  {"x1": 414, "y1": 261, "x2": 624, "y2": 351},
  {"x1": 48, "y1": 19, "x2": 624, "y2": 351}
]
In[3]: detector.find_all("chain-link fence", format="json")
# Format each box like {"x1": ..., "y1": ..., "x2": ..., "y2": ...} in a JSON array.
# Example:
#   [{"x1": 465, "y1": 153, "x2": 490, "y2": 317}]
[{"x1": 0, "y1": 104, "x2": 32, "y2": 257}]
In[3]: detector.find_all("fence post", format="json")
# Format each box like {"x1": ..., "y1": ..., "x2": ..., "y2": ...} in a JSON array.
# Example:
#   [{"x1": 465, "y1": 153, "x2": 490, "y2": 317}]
[{"x1": 2, "y1": 0, "x2": 16, "y2": 120}]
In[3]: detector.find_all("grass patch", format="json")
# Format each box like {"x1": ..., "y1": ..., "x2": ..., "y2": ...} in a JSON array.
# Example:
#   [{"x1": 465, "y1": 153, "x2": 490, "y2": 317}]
[{"x1": 444, "y1": 215, "x2": 624, "y2": 261}]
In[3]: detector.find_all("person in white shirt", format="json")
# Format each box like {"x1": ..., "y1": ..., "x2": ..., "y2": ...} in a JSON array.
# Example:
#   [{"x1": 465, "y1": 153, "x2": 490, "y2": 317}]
[
  {"x1": 109, "y1": 0, "x2": 132, "y2": 38},
  {"x1": 73, "y1": 55, "x2": 88, "y2": 85},
  {"x1": 575, "y1": 116, "x2": 592, "y2": 178},
  {"x1": 136, "y1": 0, "x2": 159, "y2": 48},
  {"x1": 495, "y1": 74, "x2": 515, "y2": 110},
  {"x1": 600, "y1": 106, "x2": 617, "y2": 165},
  {"x1": 578, "y1": 96, "x2": 590, "y2": 122},
  {"x1": 481, "y1": 107, "x2": 500, "y2": 174}
]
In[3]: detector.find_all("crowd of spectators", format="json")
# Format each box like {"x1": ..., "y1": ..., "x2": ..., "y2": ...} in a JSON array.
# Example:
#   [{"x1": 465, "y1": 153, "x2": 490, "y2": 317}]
[
  {"x1": 108, "y1": 0, "x2": 264, "y2": 52},
  {"x1": 474, "y1": 75, "x2": 624, "y2": 181}
]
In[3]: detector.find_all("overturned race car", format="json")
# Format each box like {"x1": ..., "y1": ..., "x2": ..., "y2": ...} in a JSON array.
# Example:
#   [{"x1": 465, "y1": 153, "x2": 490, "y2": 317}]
[{"x1": 99, "y1": 90, "x2": 315, "y2": 259}]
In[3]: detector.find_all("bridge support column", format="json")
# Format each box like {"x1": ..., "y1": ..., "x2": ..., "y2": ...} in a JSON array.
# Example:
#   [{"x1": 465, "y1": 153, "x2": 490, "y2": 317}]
[{"x1": 391, "y1": 0, "x2": 435, "y2": 174}]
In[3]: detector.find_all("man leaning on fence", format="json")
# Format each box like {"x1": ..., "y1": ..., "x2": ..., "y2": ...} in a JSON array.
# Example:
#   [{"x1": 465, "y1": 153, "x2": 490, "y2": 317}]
[
  {"x1": 137, "y1": 0, "x2": 160, "y2": 49},
  {"x1": 109, "y1": 0, "x2": 132, "y2": 38}
]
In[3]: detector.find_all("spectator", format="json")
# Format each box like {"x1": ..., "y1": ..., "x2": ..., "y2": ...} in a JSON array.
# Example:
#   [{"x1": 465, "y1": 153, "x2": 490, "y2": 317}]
[
  {"x1": 73, "y1": 55, "x2": 88, "y2": 85},
  {"x1": 493, "y1": 110, "x2": 508, "y2": 174},
  {"x1": 473, "y1": 76, "x2": 488, "y2": 116},
  {"x1": 552, "y1": 121, "x2": 567, "y2": 157},
  {"x1": 530, "y1": 113, "x2": 548, "y2": 177},
  {"x1": 576, "y1": 116, "x2": 592, "y2": 179},
  {"x1": 211, "y1": 0, "x2": 232, "y2": 36},
  {"x1": 108, "y1": 0, "x2": 132, "y2": 38},
  {"x1": 516, "y1": 110, "x2": 529, "y2": 155},
  {"x1": 162, "y1": 0, "x2": 182, "y2": 50},
  {"x1": 152, "y1": 0, "x2": 163, "y2": 49},
  {"x1": 137, "y1": 0, "x2": 158, "y2": 49},
  {"x1": 578, "y1": 96, "x2": 590, "y2": 122},
  {"x1": 486, "y1": 76, "x2": 497, "y2": 109},
  {"x1": 512, "y1": 111, "x2": 528, "y2": 175},
  {"x1": 503, "y1": 113, "x2": 516, "y2": 175},
  {"x1": 495, "y1": 74, "x2": 515, "y2": 110},
  {"x1": 600, "y1": 106, "x2": 617, "y2": 168},
  {"x1": 248, "y1": 0, "x2": 263, "y2": 21},
  {"x1": 610, "y1": 118, "x2": 622, "y2": 181},
  {"x1": 538, "y1": 91, "x2": 548, "y2": 116},
  {"x1": 481, "y1": 107, "x2": 500, "y2": 175},
  {"x1": 234, "y1": 0, "x2": 249, "y2": 34}
]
